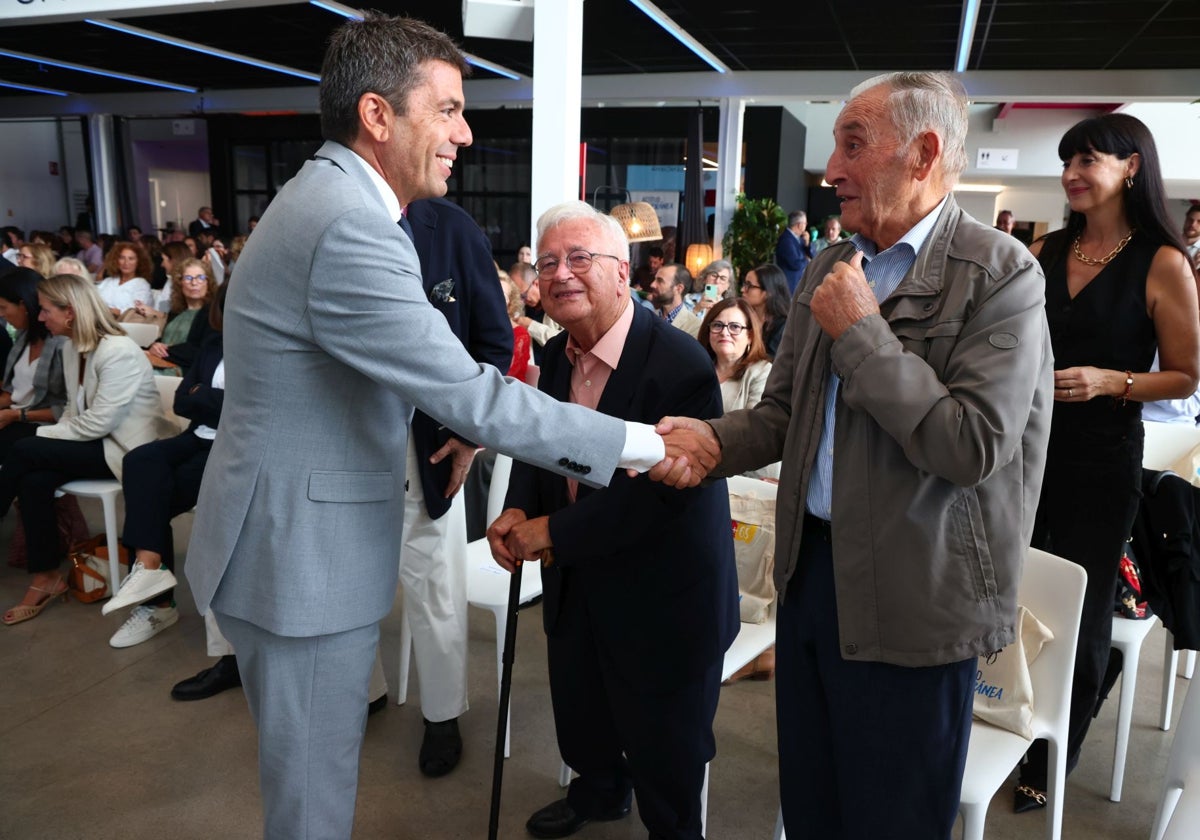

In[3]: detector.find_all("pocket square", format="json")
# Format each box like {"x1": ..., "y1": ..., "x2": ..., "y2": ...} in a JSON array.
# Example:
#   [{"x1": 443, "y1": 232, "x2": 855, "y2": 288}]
[{"x1": 430, "y1": 279, "x2": 456, "y2": 303}]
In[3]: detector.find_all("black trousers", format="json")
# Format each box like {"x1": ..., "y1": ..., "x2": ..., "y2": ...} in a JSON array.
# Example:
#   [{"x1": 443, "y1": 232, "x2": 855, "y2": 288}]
[
  {"x1": 548, "y1": 580, "x2": 721, "y2": 840},
  {"x1": 0, "y1": 421, "x2": 41, "y2": 463},
  {"x1": 776, "y1": 517, "x2": 976, "y2": 839},
  {"x1": 0, "y1": 436, "x2": 111, "y2": 573},
  {"x1": 121, "y1": 431, "x2": 212, "y2": 603},
  {"x1": 1022, "y1": 424, "x2": 1142, "y2": 788}
]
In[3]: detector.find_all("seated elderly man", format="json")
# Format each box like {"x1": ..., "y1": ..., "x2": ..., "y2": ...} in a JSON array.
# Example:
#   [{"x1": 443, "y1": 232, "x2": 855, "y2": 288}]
[{"x1": 488, "y1": 201, "x2": 738, "y2": 840}]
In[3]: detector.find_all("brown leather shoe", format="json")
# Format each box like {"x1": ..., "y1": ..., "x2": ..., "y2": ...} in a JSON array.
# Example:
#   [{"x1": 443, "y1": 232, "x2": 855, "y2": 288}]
[{"x1": 723, "y1": 646, "x2": 776, "y2": 685}]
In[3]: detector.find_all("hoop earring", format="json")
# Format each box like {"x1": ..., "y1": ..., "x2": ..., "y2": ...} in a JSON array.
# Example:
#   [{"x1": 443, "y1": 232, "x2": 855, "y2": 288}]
[{"x1": 1125, "y1": 176, "x2": 1134, "y2": 189}]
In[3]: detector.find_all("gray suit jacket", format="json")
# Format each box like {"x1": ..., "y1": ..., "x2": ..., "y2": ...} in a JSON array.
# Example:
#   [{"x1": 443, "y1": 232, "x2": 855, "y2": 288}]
[{"x1": 186, "y1": 140, "x2": 627, "y2": 638}]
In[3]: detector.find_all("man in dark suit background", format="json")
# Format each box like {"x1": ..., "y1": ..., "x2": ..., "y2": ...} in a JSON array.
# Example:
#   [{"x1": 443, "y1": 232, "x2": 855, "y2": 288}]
[
  {"x1": 369, "y1": 195, "x2": 513, "y2": 775},
  {"x1": 775, "y1": 209, "x2": 811, "y2": 294},
  {"x1": 488, "y1": 201, "x2": 739, "y2": 840}
]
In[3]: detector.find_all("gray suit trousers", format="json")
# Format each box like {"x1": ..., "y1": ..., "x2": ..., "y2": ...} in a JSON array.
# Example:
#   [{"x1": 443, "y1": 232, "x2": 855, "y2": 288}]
[{"x1": 216, "y1": 611, "x2": 379, "y2": 840}]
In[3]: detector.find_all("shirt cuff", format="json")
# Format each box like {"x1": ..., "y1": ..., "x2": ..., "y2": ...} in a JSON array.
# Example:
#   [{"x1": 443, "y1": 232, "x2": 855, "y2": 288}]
[{"x1": 618, "y1": 421, "x2": 665, "y2": 473}]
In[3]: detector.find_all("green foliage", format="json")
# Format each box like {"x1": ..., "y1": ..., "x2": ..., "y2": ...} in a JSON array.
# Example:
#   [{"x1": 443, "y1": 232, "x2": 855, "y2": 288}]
[{"x1": 721, "y1": 194, "x2": 787, "y2": 283}]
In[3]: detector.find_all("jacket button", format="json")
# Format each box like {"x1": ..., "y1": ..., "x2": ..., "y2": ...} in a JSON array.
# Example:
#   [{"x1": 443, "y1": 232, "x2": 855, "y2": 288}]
[
  {"x1": 923, "y1": 303, "x2": 935, "y2": 311},
  {"x1": 581, "y1": 465, "x2": 591, "y2": 475},
  {"x1": 558, "y1": 457, "x2": 570, "y2": 467},
  {"x1": 844, "y1": 643, "x2": 858, "y2": 655}
]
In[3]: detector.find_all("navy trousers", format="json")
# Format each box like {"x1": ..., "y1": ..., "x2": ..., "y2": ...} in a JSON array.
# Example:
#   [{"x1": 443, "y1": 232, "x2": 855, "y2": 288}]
[{"x1": 776, "y1": 516, "x2": 976, "y2": 839}]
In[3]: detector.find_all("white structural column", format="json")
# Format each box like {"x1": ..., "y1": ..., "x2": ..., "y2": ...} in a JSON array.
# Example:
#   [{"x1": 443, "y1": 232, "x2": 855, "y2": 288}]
[
  {"x1": 529, "y1": 0, "x2": 584, "y2": 245},
  {"x1": 87, "y1": 114, "x2": 120, "y2": 235},
  {"x1": 712, "y1": 97, "x2": 746, "y2": 261}
]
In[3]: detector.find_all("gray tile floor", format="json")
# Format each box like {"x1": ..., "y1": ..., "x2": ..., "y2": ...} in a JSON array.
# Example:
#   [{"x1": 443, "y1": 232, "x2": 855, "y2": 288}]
[{"x1": 0, "y1": 500, "x2": 1187, "y2": 839}]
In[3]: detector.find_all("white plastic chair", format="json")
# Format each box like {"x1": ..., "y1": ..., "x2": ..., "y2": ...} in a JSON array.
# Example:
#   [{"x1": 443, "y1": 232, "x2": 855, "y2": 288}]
[
  {"x1": 1150, "y1": 682, "x2": 1200, "y2": 840},
  {"x1": 154, "y1": 376, "x2": 188, "y2": 433},
  {"x1": 1110, "y1": 613, "x2": 1161, "y2": 801},
  {"x1": 957, "y1": 547, "x2": 1087, "y2": 840},
  {"x1": 57, "y1": 479, "x2": 124, "y2": 591},
  {"x1": 121, "y1": 322, "x2": 160, "y2": 348},
  {"x1": 1141, "y1": 420, "x2": 1200, "y2": 731}
]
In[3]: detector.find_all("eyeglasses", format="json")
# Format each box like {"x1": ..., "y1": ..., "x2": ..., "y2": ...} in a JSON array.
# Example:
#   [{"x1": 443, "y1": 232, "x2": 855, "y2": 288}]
[
  {"x1": 709, "y1": 321, "x2": 747, "y2": 336},
  {"x1": 181, "y1": 274, "x2": 208, "y2": 283},
  {"x1": 704, "y1": 272, "x2": 730, "y2": 283},
  {"x1": 742, "y1": 282, "x2": 763, "y2": 291},
  {"x1": 534, "y1": 250, "x2": 622, "y2": 279}
]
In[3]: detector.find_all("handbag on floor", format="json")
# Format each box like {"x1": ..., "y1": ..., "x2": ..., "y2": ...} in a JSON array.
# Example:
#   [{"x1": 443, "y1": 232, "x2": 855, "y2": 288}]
[
  {"x1": 7, "y1": 496, "x2": 91, "y2": 569},
  {"x1": 729, "y1": 487, "x2": 777, "y2": 624},
  {"x1": 66, "y1": 534, "x2": 129, "y2": 604}
]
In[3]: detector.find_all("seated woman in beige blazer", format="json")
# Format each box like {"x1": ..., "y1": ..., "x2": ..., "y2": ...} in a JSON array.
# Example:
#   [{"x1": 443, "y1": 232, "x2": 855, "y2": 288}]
[
  {"x1": 696, "y1": 298, "x2": 780, "y2": 481},
  {"x1": 0, "y1": 272, "x2": 171, "y2": 626}
]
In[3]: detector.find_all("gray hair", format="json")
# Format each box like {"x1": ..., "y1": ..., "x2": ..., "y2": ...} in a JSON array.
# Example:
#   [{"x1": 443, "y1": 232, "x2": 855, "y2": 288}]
[
  {"x1": 319, "y1": 13, "x2": 470, "y2": 145},
  {"x1": 535, "y1": 201, "x2": 630, "y2": 260},
  {"x1": 851, "y1": 71, "x2": 969, "y2": 185},
  {"x1": 787, "y1": 210, "x2": 806, "y2": 227},
  {"x1": 53, "y1": 256, "x2": 92, "y2": 280}
]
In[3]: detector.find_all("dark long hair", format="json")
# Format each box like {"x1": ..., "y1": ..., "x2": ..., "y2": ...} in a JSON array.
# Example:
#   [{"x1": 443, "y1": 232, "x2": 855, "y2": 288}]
[
  {"x1": 1058, "y1": 113, "x2": 1187, "y2": 256},
  {"x1": 0, "y1": 267, "x2": 50, "y2": 342},
  {"x1": 696, "y1": 298, "x2": 769, "y2": 381},
  {"x1": 748, "y1": 263, "x2": 791, "y2": 324}
]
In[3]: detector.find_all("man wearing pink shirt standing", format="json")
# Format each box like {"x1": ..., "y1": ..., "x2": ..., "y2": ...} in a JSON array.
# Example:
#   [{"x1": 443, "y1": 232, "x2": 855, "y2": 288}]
[{"x1": 487, "y1": 201, "x2": 738, "y2": 840}]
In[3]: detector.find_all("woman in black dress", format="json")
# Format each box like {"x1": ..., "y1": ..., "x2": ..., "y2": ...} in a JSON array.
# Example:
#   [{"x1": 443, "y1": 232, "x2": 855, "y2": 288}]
[{"x1": 1015, "y1": 114, "x2": 1199, "y2": 812}]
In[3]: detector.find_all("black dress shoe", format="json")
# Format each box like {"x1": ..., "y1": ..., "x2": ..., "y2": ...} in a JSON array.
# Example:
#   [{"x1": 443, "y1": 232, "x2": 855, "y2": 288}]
[
  {"x1": 419, "y1": 717, "x2": 462, "y2": 777},
  {"x1": 1013, "y1": 784, "x2": 1047, "y2": 813},
  {"x1": 170, "y1": 655, "x2": 241, "y2": 701},
  {"x1": 525, "y1": 798, "x2": 631, "y2": 839},
  {"x1": 368, "y1": 694, "x2": 388, "y2": 716}
]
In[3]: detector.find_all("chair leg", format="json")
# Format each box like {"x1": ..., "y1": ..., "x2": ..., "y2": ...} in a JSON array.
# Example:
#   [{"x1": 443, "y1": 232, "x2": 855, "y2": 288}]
[
  {"x1": 1150, "y1": 787, "x2": 1183, "y2": 840},
  {"x1": 1112, "y1": 639, "x2": 1142, "y2": 802},
  {"x1": 100, "y1": 493, "x2": 121, "y2": 593},
  {"x1": 1046, "y1": 738, "x2": 1066, "y2": 840},
  {"x1": 1185, "y1": 650, "x2": 1196, "y2": 680},
  {"x1": 558, "y1": 761, "x2": 571, "y2": 788},
  {"x1": 699, "y1": 762, "x2": 709, "y2": 837},
  {"x1": 1163, "y1": 631, "x2": 1179, "y2": 732},
  {"x1": 959, "y1": 801, "x2": 986, "y2": 840},
  {"x1": 396, "y1": 604, "x2": 411, "y2": 706},
  {"x1": 773, "y1": 807, "x2": 785, "y2": 840}
]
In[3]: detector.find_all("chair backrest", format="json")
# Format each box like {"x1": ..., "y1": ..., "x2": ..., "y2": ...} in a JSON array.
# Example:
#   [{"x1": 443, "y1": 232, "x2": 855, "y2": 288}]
[
  {"x1": 154, "y1": 376, "x2": 188, "y2": 433},
  {"x1": 1020, "y1": 548, "x2": 1088, "y2": 738},
  {"x1": 486, "y1": 453, "x2": 514, "y2": 525},
  {"x1": 1143, "y1": 420, "x2": 1200, "y2": 472},
  {"x1": 122, "y1": 322, "x2": 160, "y2": 348}
]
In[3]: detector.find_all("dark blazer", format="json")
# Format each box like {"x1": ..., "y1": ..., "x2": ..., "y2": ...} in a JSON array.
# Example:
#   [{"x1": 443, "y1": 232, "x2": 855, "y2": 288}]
[
  {"x1": 174, "y1": 332, "x2": 224, "y2": 432},
  {"x1": 775, "y1": 229, "x2": 811, "y2": 294},
  {"x1": 407, "y1": 197, "x2": 513, "y2": 519},
  {"x1": 504, "y1": 304, "x2": 740, "y2": 689},
  {"x1": 165, "y1": 308, "x2": 214, "y2": 372}
]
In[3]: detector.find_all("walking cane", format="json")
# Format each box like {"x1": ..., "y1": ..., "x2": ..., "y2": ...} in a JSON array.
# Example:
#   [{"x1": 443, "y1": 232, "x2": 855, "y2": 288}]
[{"x1": 489, "y1": 549, "x2": 541, "y2": 839}]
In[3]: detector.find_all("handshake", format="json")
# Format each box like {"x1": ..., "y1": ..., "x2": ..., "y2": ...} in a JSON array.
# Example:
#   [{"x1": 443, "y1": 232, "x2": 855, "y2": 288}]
[{"x1": 486, "y1": 416, "x2": 722, "y2": 572}]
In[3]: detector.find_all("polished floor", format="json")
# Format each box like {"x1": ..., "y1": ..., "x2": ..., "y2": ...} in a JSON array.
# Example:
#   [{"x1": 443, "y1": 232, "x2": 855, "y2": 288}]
[{"x1": 0, "y1": 500, "x2": 1188, "y2": 839}]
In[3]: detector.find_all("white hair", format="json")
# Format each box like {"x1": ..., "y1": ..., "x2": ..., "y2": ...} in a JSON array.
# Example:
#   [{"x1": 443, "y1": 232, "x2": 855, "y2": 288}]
[
  {"x1": 53, "y1": 257, "x2": 93, "y2": 281},
  {"x1": 535, "y1": 201, "x2": 629, "y2": 259},
  {"x1": 851, "y1": 71, "x2": 969, "y2": 185}
]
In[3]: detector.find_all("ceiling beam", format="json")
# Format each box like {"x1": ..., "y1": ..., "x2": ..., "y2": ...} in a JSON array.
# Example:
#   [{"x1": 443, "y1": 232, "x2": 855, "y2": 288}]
[{"x1": 2, "y1": 68, "x2": 1199, "y2": 119}]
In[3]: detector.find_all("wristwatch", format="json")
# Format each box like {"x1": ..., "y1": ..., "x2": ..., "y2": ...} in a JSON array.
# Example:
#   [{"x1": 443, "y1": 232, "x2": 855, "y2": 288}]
[{"x1": 19, "y1": 407, "x2": 27, "y2": 423}]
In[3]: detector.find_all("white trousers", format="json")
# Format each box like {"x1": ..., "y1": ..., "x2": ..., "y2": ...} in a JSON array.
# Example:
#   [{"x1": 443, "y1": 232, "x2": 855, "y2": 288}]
[{"x1": 369, "y1": 437, "x2": 470, "y2": 721}]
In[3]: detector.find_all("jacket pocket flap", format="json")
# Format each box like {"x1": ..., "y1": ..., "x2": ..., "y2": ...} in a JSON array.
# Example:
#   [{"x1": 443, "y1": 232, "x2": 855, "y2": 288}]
[
  {"x1": 892, "y1": 319, "x2": 965, "y2": 341},
  {"x1": 307, "y1": 470, "x2": 393, "y2": 503}
]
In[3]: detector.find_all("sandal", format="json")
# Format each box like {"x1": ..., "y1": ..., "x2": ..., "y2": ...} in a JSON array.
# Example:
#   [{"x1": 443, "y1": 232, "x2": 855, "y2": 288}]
[
  {"x1": 1013, "y1": 784, "x2": 1047, "y2": 813},
  {"x1": 3, "y1": 576, "x2": 68, "y2": 626}
]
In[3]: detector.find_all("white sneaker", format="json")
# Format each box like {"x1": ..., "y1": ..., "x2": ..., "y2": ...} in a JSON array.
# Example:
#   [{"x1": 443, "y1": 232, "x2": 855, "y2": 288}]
[
  {"x1": 101, "y1": 561, "x2": 178, "y2": 615},
  {"x1": 109, "y1": 604, "x2": 179, "y2": 648}
]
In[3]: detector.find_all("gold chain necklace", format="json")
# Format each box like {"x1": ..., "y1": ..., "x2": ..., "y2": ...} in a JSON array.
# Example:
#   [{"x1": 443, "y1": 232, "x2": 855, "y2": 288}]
[{"x1": 1072, "y1": 229, "x2": 1135, "y2": 266}]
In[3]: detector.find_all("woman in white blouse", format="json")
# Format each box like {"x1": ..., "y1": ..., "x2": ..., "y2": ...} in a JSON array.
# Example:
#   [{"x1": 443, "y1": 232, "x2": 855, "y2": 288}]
[
  {"x1": 95, "y1": 241, "x2": 153, "y2": 318},
  {"x1": 0, "y1": 273, "x2": 170, "y2": 626},
  {"x1": 0, "y1": 268, "x2": 67, "y2": 460}
]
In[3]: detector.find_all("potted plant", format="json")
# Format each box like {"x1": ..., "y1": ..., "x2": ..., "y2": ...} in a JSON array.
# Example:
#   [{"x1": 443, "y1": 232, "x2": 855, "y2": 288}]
[{"x1": 721, "y1": 193, "x2": 787, "y2": 285}]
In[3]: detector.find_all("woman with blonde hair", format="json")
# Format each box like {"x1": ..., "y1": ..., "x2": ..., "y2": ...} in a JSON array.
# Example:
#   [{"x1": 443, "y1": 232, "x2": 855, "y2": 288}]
[
  {"x1": 0, "y1": 273, "x2": 170, "y2": 628},
  {"x1": 16, "y1": 242, "x2": 56, "y2": 279},
  {"x1": 96, "y1": 240, "x2": 153, "y2": 317}
]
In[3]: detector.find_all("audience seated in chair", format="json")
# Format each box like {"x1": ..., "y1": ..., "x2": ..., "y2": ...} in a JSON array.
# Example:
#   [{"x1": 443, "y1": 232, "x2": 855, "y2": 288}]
[
  {"x1": 102, "y1": 282, "x2": 229, "y2": 649},
  {"x1": 137, "y1": 257, "x2": 216, "y2": 378},
  {"x1": 0, "y1": 268, "x2": 67, "y2": 461},
  {"x1": 96, "y1": 241, "x2": 154, "y2": 318},
  {"x1": 0, "y1": 272, "x2": 171, "y2": 627}
]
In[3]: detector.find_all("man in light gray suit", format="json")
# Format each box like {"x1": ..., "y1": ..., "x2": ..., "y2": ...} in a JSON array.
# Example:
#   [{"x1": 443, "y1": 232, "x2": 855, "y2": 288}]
[{"x1": 185, "y1": 14, "x2": 711, "y2": 839}]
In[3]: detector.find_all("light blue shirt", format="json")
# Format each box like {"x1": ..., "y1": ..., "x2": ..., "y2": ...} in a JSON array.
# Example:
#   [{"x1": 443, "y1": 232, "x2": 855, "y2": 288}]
[{"x1": 805, "y1": 198, "x2": 949, "y2": 520}]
